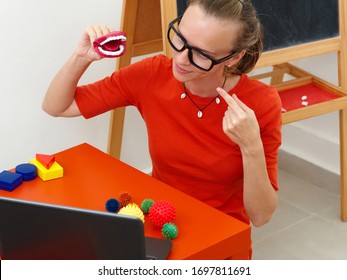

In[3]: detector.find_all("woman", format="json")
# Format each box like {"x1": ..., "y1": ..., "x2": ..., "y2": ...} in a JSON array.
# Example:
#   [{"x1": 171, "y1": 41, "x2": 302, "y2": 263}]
[{"x1": 43, "y1": 0, "x2": 281, "y2": 230}]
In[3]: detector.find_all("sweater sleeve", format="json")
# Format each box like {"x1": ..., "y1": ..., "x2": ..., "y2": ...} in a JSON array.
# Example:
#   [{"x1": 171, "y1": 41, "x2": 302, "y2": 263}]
[
  {"x1": 75, "y1": 55, "x2": 162, "y2": 119},
  {"x1": 256, "y1": 86, "x2": 282, "y2": 190}
]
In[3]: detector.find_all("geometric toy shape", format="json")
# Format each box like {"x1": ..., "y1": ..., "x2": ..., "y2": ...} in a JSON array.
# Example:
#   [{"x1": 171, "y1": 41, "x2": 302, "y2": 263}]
[
  {"x1": 0, "y1": 171, "x2": 23, "y2": 192},
  {"x1": 36, "y1": 154, "x2": 55, "y2": 169},
  {"x1": 15, "y1": 163, "x2": 38, "y2": 181},
  {"x1": 30, "y1": 158, "x2": 63, "y2": 181}
]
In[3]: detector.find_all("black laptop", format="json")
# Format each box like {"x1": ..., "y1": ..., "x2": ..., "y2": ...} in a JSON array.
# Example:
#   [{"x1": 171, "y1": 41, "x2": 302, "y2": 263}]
[{"x1": 0, "y1": 197, "x2": 172, "y2": 260}]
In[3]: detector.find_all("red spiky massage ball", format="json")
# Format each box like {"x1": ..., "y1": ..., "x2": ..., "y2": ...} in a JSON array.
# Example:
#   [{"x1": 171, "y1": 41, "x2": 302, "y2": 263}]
[
  {"x1": 118, "y1": 192, "x2": 132, "y2": 207},
  {"x1": 148, "y1": 200, "x2": 176, "y2": 228}
]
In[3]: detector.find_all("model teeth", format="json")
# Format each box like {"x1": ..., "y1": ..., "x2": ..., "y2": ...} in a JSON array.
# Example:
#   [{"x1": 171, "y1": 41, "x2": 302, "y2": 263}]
[
  {"x1": 100, "y1": 35, "x2": 126, "y2": 46},
  {"x1": 98, "y1": 45, "x2": 125, "y2": 56}
]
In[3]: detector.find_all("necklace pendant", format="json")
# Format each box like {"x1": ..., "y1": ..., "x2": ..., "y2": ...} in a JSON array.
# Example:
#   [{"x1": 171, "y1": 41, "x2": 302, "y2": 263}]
[
  {"x1": 215, "y1": 96, "x2": 220, "y2": 104},
  {"x1": 197, "y1": 111, "x2": 203, "y2": 118},
  {"x1": 181, "y1": 93, "x2": 187, "y2": 99}
]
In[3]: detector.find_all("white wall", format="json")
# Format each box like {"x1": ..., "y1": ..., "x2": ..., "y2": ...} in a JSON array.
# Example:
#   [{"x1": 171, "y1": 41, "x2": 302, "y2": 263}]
[
  {"x1": 0, "y1": 0, "x2": 341, "y2": 177},
  {"x1": 0, "y1": 0, "x2": 149, "y2": 172}
]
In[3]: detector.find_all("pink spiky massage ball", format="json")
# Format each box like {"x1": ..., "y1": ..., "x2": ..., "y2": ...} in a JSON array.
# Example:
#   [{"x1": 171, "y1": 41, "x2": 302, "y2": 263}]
[{"x1": 148, "y1": 200, "x2": 176, "y2": 228}]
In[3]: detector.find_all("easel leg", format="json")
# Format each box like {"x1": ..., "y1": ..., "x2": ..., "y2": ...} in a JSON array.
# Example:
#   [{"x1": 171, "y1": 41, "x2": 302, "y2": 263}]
[
  {"x1": 107, "y1": 0, "x2": 165, "y2": 159},
  {"x1": 107, "y1": 0, "x2": 139, "y2": 159},
  {"x1": 340, "y1": 109, "x2": 347, "y2": 221},
  {"x1": 270, "y1": 65, "x2": 286, "y2": 85}
]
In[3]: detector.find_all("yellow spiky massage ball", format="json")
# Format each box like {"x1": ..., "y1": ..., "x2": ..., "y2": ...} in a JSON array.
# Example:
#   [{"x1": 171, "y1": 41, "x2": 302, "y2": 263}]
[{"x1": 118, "y1": 203, "x2": 145, "y2": 223}]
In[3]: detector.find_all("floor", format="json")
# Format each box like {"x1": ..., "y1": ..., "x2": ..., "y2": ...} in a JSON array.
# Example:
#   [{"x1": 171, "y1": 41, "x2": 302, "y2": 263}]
[{"x1": 251, "y1": 169, "x2": 347, "y2": 260}]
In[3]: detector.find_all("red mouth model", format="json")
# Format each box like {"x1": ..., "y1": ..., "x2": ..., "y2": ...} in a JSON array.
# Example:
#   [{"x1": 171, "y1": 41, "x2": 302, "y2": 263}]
[{"x1": 93, "y1": 31, "x2": 126, "y2": 58}]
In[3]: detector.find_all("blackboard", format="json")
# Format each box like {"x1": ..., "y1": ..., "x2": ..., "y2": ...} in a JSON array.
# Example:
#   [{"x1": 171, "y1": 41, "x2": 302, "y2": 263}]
[{"x1": 176, "y1": 0, "x2": 339, "y2": 51}]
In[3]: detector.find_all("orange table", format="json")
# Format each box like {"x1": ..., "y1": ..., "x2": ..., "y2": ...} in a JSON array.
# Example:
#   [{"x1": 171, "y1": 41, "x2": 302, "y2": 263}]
[{"x1": 0, "y1": 143, "x2": 251, "y2": 259}]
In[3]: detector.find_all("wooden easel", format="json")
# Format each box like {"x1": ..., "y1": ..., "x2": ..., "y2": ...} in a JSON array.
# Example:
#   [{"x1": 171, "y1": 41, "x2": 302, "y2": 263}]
[
  {"x1": 108, "y1": 0, "x2": 176, "y2": 158},
  {"x1": 252, "y1": 0, "x2": 347, "y2": 221},
  {"x1": 108, "y1": 0, "x2": 347, "y2": 221}
]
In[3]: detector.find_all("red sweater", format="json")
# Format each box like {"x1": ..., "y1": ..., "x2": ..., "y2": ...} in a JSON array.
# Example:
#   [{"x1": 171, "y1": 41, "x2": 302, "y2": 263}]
[{"x1": 75, "y1": 54, "x2": 282, "y2": 224}]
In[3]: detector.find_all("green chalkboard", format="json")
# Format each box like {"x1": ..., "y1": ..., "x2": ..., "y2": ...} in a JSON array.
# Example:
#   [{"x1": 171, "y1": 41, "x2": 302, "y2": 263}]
[{"x1": 176, "y1": 0, "x2": 339, "y2": 51}]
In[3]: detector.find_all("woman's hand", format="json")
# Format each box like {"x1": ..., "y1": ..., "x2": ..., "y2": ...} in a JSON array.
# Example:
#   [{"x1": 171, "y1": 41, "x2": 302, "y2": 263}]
[
  {"x1": 42, "y1": 25, "x2": 113, "y2": 117},
  {"x1": 75, "y1": 25, "x2": 113, "y2": 62},
  {"x1": 217, "y1": 87, "x2": 278, "y2": 227},
  {"x1": 217, "y1": 87, "x2": 261, "y2": 155}
]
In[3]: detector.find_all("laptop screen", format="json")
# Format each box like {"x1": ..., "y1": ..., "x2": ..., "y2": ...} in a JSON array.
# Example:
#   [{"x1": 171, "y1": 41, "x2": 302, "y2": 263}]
[{"x1": 0, "y1": 197, "x2": 170, "y2": 260}]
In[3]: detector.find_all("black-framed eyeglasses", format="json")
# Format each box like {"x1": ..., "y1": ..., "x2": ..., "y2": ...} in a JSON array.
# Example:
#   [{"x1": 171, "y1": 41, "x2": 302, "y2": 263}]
[{"x1": 167, "y1": 16, "x2": 238, "y2": 72}]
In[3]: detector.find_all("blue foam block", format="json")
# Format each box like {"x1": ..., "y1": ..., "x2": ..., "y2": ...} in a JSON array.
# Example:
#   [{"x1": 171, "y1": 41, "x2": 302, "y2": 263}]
[
  {"x1": 0, "y1": 171, "x2": 23, "y2": 191},
  {"x1": 15, "y1": 163, "x2": 38, "y2": 181}
]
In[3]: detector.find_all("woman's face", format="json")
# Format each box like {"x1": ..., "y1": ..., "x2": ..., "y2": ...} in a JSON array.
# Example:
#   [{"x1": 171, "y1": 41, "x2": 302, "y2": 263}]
[{"x1": 171, "y1": 4, "x2": 241, "y2": 83}]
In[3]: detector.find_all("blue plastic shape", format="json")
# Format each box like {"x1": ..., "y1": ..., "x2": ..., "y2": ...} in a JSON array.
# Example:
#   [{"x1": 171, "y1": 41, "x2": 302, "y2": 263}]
[
  {"x1": 15, "y1": 163, "x2": 38, "y2": 181},
  {"x1": 0, "y1": 171, "x2": 23, "y2": 191}
]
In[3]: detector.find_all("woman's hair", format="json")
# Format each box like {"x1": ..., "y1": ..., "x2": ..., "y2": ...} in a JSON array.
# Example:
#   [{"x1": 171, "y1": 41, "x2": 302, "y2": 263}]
[{"x1": 187, "y1": 0, "x2": 263, "y2": 74}]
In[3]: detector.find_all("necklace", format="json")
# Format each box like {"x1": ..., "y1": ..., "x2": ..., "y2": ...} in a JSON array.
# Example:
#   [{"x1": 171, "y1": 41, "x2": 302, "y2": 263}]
[{"x1": 181, "y1": 76, "x2": 227, "y2": 118}]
